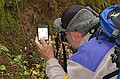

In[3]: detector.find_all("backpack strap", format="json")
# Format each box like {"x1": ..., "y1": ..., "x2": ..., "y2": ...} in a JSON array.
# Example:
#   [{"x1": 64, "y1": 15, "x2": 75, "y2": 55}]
[{"x1": 103, "y1": 69, "x2": 119, "y2": 79}]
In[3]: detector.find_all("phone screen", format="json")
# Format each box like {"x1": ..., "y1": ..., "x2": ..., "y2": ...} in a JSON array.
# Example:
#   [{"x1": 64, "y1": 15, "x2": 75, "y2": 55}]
[{"x1": 37, "y1": 25, "x2": 49, "y2": 40}]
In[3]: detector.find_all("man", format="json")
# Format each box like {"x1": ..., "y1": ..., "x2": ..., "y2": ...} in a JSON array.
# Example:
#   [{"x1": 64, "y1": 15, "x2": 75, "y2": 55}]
[{"x1": 35, "y1": 5, "x2": 99, "y2": 79}]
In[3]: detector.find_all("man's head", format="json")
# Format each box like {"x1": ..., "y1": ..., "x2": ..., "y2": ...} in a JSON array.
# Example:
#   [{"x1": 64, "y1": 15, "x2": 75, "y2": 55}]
[{"x1": 54, "y1": 5, "x2": 99, "y2": 52}]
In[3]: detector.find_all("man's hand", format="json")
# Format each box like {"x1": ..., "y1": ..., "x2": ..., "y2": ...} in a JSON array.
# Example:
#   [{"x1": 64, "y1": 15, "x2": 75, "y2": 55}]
[{"x1": 35, "y1": 36, "x2": 54, "y2": 61}]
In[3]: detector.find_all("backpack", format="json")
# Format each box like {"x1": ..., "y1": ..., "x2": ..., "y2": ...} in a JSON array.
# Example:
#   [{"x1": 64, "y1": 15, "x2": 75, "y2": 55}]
[
  {"x1": 100, "y1": 4, "x2": 120, "y2": 45},
  {"x1": 100, "y1": 4, "x2": 120, "y2": 79}
]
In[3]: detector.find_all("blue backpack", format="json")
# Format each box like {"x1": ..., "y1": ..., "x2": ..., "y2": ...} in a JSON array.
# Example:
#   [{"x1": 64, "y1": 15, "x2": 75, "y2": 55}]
[
  {"x1": 100, "y1": 4, "x2": 120, "y2": 45},
  {"x1": 100, "y1": 5, "x2": 120, "y2": 79}
]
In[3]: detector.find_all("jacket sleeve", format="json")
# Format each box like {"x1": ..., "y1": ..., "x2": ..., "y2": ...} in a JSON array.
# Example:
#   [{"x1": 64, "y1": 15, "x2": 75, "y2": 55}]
[{"x1": 45, "y1": 58, "x2": 66, "y2": 79}]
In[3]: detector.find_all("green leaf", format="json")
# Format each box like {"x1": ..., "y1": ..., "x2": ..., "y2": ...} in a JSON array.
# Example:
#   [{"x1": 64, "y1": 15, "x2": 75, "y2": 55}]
[
  {"x1": 30, "y1": 38, "x2": 34, "y2": 42},
  {"x1": 32, "y1": 52, "x2": 40, "y2": 59},
  {"x1": 18, "y1": 63, "x2": 22, "y2": 67},
  {"x1": 19, "y1": 72, "x2": 23, "y2": 76},
  {"x1": 40, "y1": 72, "x2": 45, "y2": 78},
  {"x1": 0, "y1": 65, "x2": 6, "y2": 70},
  {"x1": 14, "y1": 55, "x2": 22, "y2": 62},
  {"x1": 23, "y1": 71, "x2": 31, "y2": 76},
  {"x1": 23, "y1": 66, "x2": 27, "y2": 70},
  {"x1": 35, "y1": 64, "x2": 40, "y2": 68},
  {"x1": 0, "y1": 44, "x2": 9, "y2": 52},
  {"x1": 10, "y1": 60, "x2": 15, "y2": 64},
  {"x1": 41, "y1": 57, "x2": 45, "y2": 61},
  {"x1": 7, "y1": 53, "x2": 12, "y2": 58},
  {"x1": 23, "y1": 61, "x2": 27, "y2": 64}
]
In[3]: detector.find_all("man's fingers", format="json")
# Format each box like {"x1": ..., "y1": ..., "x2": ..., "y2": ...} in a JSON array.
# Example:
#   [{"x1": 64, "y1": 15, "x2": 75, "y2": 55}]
[
  {"x1": 40, "y1": 38, "x2": 47, "y2": 47},
  {"x1": 48, "y1": 36, "x2": 52, "y2": 45},
  {"x1": 35, "y1": 36, "x2": 43, "y2": 52}
]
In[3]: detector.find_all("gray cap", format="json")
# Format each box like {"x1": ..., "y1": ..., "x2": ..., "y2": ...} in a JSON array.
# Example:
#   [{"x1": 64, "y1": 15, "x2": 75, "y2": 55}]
[{"x1": 53, "y1": 5, "x2": 99, "y2": 33}]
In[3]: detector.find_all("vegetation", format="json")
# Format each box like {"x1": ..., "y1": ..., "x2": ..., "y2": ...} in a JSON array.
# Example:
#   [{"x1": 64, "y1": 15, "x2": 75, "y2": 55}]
[{"x1": 0, "y1": 0, "x2": 120, "y2": 79}]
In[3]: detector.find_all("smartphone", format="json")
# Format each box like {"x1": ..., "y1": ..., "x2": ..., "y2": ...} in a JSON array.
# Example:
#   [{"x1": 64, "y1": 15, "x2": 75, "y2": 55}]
[{"x1": 37, "y1": 24, "x2": 49, "y2": 40}]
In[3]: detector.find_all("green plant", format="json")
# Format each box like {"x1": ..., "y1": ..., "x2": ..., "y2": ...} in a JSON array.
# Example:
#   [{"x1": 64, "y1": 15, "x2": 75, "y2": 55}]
[
  {"x1": 0, "y1": 44, "x2": 9, "y2": 52},
  {"x1": 0, "y1": 65, "x2": 6, "y2": 71}
]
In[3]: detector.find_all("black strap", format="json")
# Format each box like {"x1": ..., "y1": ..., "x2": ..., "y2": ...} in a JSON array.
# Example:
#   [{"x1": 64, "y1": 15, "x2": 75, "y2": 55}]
[
  {"x1": 103, "y1": 69, "x2": 119, "y2": 79},
  {"x1": 55, "y1": 32, "x2": 67, "y2": 72},
  {"x1": 101, "y1": 31, "x2": 119, "y2": 44},
  {"x1": 55, "y1": 35, "x2": 59, "y2": 59}
]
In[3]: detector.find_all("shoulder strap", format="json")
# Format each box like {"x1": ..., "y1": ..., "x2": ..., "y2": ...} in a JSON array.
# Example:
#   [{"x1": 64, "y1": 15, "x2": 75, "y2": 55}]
[{"x1": 103, "y1": 69, "x2": 119, "y2": 79}]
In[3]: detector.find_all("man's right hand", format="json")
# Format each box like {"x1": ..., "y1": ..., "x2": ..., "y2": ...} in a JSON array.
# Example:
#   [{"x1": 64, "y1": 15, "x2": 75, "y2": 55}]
[{"x1": 35, "y1": 36, "x2": 55, "y2": 61}]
